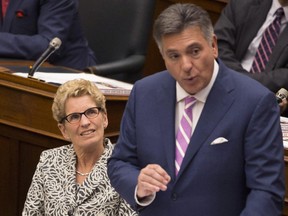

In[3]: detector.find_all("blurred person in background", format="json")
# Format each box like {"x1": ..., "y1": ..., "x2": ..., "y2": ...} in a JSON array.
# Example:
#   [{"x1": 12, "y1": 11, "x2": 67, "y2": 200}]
[
  {"x1": 0, "y1": 0, "x2": 97, "y2": 70},
  {"x1": 214, "y1": 0, "x2": 288, "y2": 115}
]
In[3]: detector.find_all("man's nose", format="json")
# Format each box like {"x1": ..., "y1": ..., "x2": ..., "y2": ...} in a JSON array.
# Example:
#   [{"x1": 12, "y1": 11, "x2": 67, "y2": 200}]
[{"x1": 181, "y1": 56, "x2": 193, "y2": 72}]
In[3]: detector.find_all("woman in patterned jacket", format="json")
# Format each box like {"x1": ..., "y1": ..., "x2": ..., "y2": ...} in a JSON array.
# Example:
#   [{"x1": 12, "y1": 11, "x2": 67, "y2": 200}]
[{"x1": 22, "y1": 79, "x2": 137, "y2": 215}]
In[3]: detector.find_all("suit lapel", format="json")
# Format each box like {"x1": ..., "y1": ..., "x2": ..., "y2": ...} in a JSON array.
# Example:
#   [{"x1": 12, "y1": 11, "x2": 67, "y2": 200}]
[
  {"x1": 177, "y1": 63, "x2": 235, "y2": 178},
  {"x1": 237, "y1": 1, "x2": 271, "y2": 59},
  {"x1": 61, "y1": 146, "x2": 78, "y2": 208},
  {"x1": 266, "y1": 25, "x2": 288, "y2": 71},
  {"x1": 76, "y1": 171, "x2": 100, "y2": 206},
  {"x1": 156, "y1": 74, "x2": 177, "y2": 177},
  {"x1": 75, "y1": 145, "x2": 110, "y2": 206}
]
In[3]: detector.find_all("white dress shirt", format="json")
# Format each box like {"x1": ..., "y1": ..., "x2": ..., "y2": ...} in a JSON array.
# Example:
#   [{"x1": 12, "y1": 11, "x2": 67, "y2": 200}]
[{"x1": 241, "y1": 0, "x2": 288, "y2": 71}]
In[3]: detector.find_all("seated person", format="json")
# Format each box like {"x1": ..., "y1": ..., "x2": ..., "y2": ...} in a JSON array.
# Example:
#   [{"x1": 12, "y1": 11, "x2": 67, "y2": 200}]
[
  {"x1": 22, "y1": 79, "x2": 137, "y2": 215},
  {"x1": 214, "y1": 0, "x2": 288, "y2": 114},
  {"x1": 0, "y1": 0, "x2": 97, "y2": 70}
]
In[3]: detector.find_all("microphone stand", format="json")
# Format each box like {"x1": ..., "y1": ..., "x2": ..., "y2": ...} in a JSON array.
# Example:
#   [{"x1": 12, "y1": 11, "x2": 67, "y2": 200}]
[
  {"x1": 28, "y1": 47, "x2": 54, "y2": 78},
  {"x1": 28, "y1": 37, "x2": 62, "y2": 79}
]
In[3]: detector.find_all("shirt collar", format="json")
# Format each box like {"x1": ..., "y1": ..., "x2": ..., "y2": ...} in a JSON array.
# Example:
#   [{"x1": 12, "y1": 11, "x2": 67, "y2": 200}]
[{"x1": 176, "y1": 59, "x2": 219, "y2": 103}]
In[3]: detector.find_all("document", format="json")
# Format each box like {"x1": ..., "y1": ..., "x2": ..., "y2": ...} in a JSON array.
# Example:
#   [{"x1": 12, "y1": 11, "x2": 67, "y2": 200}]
[
  {"x1": 280, "y1": 116, "x2": 288, "y2": 148},
  {"x1": 13, "y1": 72, "x2": 133, "y2": 96}
]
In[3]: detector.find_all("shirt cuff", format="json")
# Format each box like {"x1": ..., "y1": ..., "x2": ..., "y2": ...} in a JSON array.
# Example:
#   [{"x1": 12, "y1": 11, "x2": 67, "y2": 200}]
[{"x1": 134, "y1": 185, "x2": 156, "y2": 206}]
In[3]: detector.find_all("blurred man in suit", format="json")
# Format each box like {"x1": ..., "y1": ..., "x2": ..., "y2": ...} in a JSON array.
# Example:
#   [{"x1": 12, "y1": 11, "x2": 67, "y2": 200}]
[
  {"x1": 214, "y1": 0, "x2": 288, "y2": 114},
  {"x1": 108, "y1": 3, "x2": 285, "y2": 216},
  {"x1": 0, "y1": 0, "x2": 97, "y2": 70}
]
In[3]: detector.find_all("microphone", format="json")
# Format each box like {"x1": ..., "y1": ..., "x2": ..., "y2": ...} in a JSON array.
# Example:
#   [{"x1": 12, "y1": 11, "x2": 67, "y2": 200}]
[
  {"x1": 276, "y1": 88, "x2": 288, "y2": 103},
  {"x1": 28, "y1": 37, "x2": 62, "y2": 78}
]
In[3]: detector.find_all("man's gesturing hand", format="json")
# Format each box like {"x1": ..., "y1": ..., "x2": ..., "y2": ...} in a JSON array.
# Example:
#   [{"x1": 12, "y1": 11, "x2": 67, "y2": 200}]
[{"x1": 136, "y1": 164, "x2": 171, "y2": 199}]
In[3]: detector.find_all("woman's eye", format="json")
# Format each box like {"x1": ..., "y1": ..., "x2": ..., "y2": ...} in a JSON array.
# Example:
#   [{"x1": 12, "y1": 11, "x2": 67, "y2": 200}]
[
  {"x1": 87, "y1": 109, "x2": 96, "y2": 115},
  {"x1": 69, "y1": 114, "x2": 80, "y2": 121}
]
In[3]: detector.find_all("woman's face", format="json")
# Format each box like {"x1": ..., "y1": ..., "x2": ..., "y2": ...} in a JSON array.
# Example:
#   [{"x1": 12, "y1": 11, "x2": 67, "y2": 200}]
[{"x1": 58, "y1": 95, "x2": 108, "y2": 149}]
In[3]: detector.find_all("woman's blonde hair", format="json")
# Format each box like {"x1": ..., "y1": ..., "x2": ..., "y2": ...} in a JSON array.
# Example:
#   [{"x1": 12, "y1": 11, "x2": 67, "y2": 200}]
[{"x1": 52, "y1": 79, "x2": 106, "y2": 123}]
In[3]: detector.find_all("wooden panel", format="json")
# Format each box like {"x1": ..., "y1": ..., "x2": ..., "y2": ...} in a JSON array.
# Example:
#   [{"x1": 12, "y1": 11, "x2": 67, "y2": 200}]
[
  {"x1": 0, "y1": 133, "x2": 18, "y2": 216},
  {"x1": 0, "y1": 123, "x2": 69, "y2": 215}
]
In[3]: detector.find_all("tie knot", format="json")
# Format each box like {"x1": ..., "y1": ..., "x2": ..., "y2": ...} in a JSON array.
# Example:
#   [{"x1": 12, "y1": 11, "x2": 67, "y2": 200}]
[
  {"x1": 275, "y1": 7, "x2": 284, "y2": 19},
  {"x1": 184, "y1": 96, "x2": 196, "y2": 109}
]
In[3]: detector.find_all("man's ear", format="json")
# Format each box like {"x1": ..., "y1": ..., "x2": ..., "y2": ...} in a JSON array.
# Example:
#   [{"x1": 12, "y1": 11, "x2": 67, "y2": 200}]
[{"x1": 212, "y1": 34, "x2": 218, "y2": 58}]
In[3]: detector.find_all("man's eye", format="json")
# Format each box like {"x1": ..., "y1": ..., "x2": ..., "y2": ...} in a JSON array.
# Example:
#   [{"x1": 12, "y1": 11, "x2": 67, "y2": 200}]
[
  {"x1": 168, "y1": 53, "x2": 179, "y2": 60},
  {"x1": 190, "y1": 48, "x2": 200, "y2": 56}
]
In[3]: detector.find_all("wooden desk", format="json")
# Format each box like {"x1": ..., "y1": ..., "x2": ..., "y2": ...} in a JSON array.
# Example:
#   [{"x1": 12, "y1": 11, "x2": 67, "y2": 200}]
[{"x1": 0, "y1": 62, "x2": 128, "y2": 215}]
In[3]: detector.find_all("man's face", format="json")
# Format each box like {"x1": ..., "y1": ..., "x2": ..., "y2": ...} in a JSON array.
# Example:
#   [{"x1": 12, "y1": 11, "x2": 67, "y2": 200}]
[{"x1": 160, "y1": 26, "x2": 218, "y2": 95}]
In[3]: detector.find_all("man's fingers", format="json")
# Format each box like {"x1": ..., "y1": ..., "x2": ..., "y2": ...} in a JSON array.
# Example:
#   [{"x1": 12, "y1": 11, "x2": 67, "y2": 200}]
[{"x1": 137, "y1": 164, "x2": 171, "y2": 197}]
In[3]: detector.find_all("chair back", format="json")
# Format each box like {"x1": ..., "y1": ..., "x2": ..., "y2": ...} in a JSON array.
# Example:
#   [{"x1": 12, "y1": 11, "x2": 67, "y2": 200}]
[{"x1": 78, "y1": 0, "x2": 156, "y2": 83}]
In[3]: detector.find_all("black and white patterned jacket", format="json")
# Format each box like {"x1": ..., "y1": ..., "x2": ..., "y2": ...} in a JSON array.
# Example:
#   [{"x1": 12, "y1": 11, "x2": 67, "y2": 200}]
[{"x1": 22, "y1": 139, "x2": 137, "y2": 216}]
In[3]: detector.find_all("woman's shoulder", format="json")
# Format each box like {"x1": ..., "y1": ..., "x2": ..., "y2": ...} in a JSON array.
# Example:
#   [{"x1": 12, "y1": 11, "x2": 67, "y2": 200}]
[
  {"x1": 40, "y1": 144, "x2": 74, "y2": 160},
  {"x1": 103, "y1": 138, "x2": 114, "y2": 156}
]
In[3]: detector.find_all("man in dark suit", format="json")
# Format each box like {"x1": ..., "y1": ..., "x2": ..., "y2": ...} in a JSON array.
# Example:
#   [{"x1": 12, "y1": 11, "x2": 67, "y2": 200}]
[
  {"x1": 214, "y1": 0, "x2": 288, "y2": 110},
  {"x1": 108, "y1": 3, "x2": 285, "y2": 216},
  {"x1": 0, "y1": 0, "x2": 97, "y2": 70}
]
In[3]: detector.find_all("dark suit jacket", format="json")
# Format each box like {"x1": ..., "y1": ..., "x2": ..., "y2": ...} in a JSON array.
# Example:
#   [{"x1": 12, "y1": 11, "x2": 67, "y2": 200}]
[
  {"x1": 214, "y1": 0, "x2": 288, "y2": 93},
  {"x1": 108, "y1": 60, "x2": 285, "y2": 216},
  {"x1": 0, "y1": 0, "x2": 97, "y2": 70}
]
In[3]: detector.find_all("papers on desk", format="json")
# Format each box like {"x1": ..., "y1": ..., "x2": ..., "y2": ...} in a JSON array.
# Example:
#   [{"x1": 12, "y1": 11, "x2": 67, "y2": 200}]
[
  {"x1": 13, "y1": 72, "x2": 133, "y2": 96},
  {"x1": 280, "y1": 116, "x2": 288, "y2": 148}
]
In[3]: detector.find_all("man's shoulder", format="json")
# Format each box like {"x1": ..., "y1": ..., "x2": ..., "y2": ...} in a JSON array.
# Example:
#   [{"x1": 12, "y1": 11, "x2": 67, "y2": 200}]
[
  {"x1": 139, "y1": 70, "x2": 171, "y2": 82},
  {"x1": 130, "y1": 70, "x2": 176, "y2": 100},
  {"x1": 219, "y1": 60, "x2": 271, "y2": 95},
  {"x1": 134, "y1": 70, "x2": 174, "y2": 88}
]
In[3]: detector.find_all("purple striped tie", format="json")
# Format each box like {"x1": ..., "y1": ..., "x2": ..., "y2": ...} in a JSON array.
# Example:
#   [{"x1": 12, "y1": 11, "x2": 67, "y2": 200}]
[
  {"x1": 250, "y1": 7, "x2": 284, "y2": 73},
  {"x1": 175, "y1": 96, "x2": 196, "y2": 175}
]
